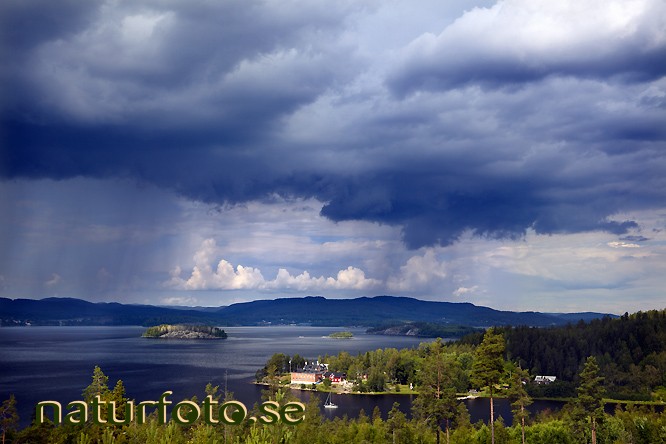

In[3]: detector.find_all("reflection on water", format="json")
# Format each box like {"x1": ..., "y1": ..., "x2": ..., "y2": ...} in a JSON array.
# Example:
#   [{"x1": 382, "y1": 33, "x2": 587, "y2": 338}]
[{"x1": 0, "y1": 326, "x2": 565, "y2": 428}]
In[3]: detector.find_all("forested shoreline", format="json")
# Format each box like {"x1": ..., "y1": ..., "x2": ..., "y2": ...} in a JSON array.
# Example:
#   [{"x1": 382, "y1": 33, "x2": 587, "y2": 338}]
[
  {"x1": 257, "y1": 310, "x2": 666, "y2": 403},
  {"x1": 2, "y1": 310, "x2": 665, "y2": 443},
  {"x1": 3, "y1": 363, "x2": 665, "y2": 444},
  {"x1": 463, "y1": 310, "x2": 666, "y2": 401}
]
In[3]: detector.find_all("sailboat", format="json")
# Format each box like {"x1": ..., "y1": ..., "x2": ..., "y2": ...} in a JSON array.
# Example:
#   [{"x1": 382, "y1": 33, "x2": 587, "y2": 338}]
[{"x1": 324, "y1": 392, "x2": 338, "y2": 409}]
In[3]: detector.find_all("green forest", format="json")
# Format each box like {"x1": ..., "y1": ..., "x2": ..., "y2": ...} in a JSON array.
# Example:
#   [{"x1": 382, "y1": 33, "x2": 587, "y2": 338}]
[
  {"x1": 462, "y1": 310, "x2": 666, "y2": 401},
  {"x1": 2, "y1": 310, "x2": 666, "y2": 443},
  {"x1": 259, "y1": 310, "x2": 666, "y2": 402}
]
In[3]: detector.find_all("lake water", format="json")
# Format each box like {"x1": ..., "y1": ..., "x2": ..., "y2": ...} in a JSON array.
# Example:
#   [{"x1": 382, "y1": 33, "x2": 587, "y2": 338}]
[{"x1": 0, "y1": 326, "x2": 564, "y2": 428}]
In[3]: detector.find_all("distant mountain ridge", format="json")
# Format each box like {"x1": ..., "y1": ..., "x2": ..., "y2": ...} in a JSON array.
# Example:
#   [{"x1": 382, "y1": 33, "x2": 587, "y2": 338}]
[
  {"x1": 213, "y1": 295, "x2": 616, "y2": 327},
  {"x1": 0, "y1": 297, "x2": 222, "y2": 326},
  {"x1": 0, "y1": 295, "x2": 615, "y2": 327}
]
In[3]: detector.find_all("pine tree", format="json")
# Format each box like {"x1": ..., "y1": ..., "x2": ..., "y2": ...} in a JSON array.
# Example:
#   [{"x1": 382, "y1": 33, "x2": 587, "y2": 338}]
[
  {"x1": 0, "y1": 394, "x2": 19, "y2": 444},
  {"x1": 387, "y1": 402, "x2": 407, "y2": 444},
  {"x1": 110, "y1": 379, "x2": 129, "y2": 421},
  {"x1": 204, "y1": 382, "x2": 221, "y2": 402},
  {"x1": 413, "y1": 339, "x2": 460, "y2": 444},
  {"x1": 82, "y1": 365, "x2": 110, "y2": 403},
  {"x1": 507, "y1": 366, "x2": 532, "y2": 444},
  {"x1": 82, "y1": 365, "x2": 111, "y2": 425},
  {"x1": 470, "y1": 328, "x2": 506, "y2": 444},
  {"x1": 577, "y1": 356, "x2": 605, "y2": 444}
]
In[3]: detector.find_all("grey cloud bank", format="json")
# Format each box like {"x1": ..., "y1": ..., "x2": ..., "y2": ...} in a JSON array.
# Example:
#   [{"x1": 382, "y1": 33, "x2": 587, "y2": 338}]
[{"x1": 1, "y1": 0, "x2": 665, "y2": 312}]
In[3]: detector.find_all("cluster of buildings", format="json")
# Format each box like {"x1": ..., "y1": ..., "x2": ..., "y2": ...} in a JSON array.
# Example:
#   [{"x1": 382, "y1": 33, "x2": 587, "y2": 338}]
[
  {"x1": 290, "y1": 361, "x2": 346, "y2": 385},
  {"x1": 534, "y1": 375, "x2": 557, "y2": 384},
  {"x1": 290, "y1": 361, "x2": 556, "y2": 387}
]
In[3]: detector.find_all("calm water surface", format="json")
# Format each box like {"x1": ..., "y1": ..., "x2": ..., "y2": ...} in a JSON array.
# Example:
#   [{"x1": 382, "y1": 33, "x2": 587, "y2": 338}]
[{"x1": 0, "y1": 326, "x2": 564, "y2": 427}]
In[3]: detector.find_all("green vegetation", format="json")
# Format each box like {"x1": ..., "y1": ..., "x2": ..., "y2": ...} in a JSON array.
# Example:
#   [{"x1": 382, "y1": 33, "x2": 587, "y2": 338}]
[
  {"x1": 258, "y1": 310, "x2": 666, "y2": 404},
  {"x1": 7, "y1": 363, "x2": 666, "y2": 444},
  {"x1": 0, "y1": 394, "x2": 19, "y2": 444},
  {"x1": 6, "y1": 308, "x2": 666, "y2": 443},
  {"x1": 251, "y1": 310, "x2": 666, "y2": 441},
  {"x1": 412, "y1": 339, "x2": 460, "y2": 444},
  {"x1": 471, "y1": 328, "x2": 506, "y2": 444},
  {"x1": 575, "y1": 357, "x2": 605, "y2": 444},
  {"x1": 328, "y1": 331, "x2": 353, "y2": 339},
  {"x1": 142, "y1": 324, "x2": 227, "y2": 339},
  {"x1": 257, "y1": 310, "x2": 666, "y2": 402},
  {"x1": 507, "y1": 366, "x2": 532, "y2": 444},
  {"x1": 366, "y1": 322, "x2": 481, "y2": 338},
  {"x1": 460, "y1": 309, "x2": 666, "y2": 401}
]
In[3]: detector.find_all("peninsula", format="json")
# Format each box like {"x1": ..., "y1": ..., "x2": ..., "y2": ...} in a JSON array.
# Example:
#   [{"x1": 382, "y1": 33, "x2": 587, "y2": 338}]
[{"x1": 142, "y1": 324, "x2": 227, "y2": 339}]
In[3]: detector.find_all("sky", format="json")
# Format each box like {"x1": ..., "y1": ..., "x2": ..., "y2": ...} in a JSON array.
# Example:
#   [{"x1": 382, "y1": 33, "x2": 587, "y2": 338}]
[{"x1": 1, "y1": 0, "x2": 665, "y2": 313}]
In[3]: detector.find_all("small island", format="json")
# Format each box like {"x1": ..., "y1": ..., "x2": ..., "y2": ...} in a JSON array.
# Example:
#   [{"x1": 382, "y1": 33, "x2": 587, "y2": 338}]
[
  {"x1": 328, "y1": 331, "x2": 353, "y2": 339},
  {"x1": 142, "y1": 324, "x2": 227, "y2": 339}
]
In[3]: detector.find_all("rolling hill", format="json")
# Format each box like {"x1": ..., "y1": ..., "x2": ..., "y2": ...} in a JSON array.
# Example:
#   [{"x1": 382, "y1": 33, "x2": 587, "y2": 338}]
[{"x1": 0, "y1": 295, "x2": 615, "y2": 328}]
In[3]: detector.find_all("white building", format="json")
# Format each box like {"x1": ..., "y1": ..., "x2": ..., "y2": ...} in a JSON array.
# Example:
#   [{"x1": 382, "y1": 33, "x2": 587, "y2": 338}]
[{"x1": 534, "y1": 375, "x2": 557, "y2": 384}]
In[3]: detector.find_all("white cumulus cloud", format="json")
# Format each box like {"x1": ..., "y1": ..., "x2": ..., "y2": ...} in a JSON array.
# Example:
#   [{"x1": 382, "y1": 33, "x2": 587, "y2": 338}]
[
  {"x1": 453, "y1": 286, "x2": 480, "y2": 298},
  {"x1": 387, "y1": 250, "x2": 448, "y2": 292},
  {"x1": 165, "y1": 239, "x2": 380, "y2": 291},
  {"x1": 607, "y1": 241, "x2": 640, "y2": 248},
  {"x1": 172, "y1": 239, "x2": 266, "y2": 290}
]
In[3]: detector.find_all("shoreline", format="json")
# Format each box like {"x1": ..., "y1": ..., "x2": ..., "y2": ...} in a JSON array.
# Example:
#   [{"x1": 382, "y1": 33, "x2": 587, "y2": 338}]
[
  {"x1": 253, "y1": 381, "x2": 666, "y2": 406},
  {"x1": 253, "y1": 381, "x2": 417, "y2": 396}
]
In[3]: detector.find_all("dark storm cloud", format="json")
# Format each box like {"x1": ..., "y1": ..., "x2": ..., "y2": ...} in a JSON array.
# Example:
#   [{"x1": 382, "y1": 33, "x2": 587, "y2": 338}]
[
  {"x1": 620, "y1": 235, "x2": 650, "y2": 243},
  {"x1": 2, "y1": 0, "x2": 665, "y2": 249},
  {"x1": 0, "y1": 0, "x2": 101, "y2": 54},
  {"x1": 1, "y1": 0, "x2": 359, "y2": 124},
  {"x1": 318, "y1": 165, "x2": 644, "y2": 248},
  {"x1": 388, "y1": 46, "x2": 666, "y2": 96},
  {"x1": 1, "y1": 0, "x2": 359, "y2": 196}
]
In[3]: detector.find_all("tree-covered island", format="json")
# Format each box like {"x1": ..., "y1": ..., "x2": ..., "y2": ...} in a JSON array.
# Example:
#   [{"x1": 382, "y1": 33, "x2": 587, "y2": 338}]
[
  {"x1": 142, "y1": 324, "x2": 227, "y2": 339},
  {"x1": 328, "y1": 331, "x2": 353, "y2": 339}
]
